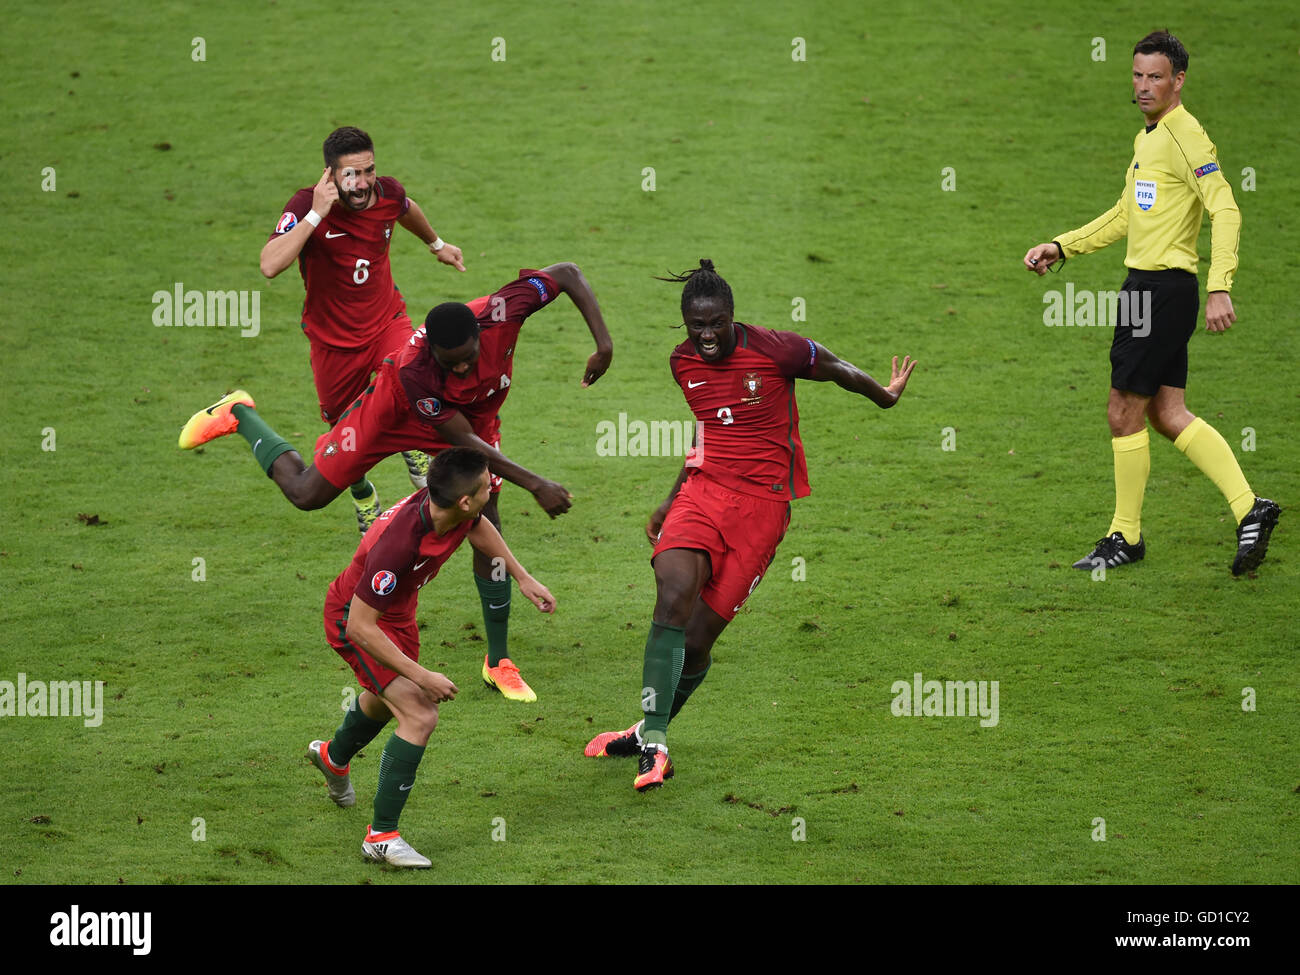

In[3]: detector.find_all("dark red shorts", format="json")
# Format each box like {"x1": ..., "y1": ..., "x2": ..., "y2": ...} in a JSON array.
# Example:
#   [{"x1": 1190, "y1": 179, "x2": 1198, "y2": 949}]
[
  {"x1": 324, "y1": 606, "x2": 419, "y2": 696},
  {"x1": 312, "y1": 364, "x2": 502, "y2": 491},
  {"x1": 310, "y1": 312, "x2": 415, "y2": 423},
  {"x1": 651, "y1": 472, "x2": 790, "y2": 622}
]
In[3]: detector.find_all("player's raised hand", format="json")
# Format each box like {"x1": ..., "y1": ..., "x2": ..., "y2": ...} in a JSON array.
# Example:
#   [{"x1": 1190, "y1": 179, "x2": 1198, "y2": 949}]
[
  {"x1": 532, "y1": 479, "x2": 573, "y2": 518},
  {"x1": 519, "y1": 576, "x2": 556, "y2": 614},
  {"x1": 430, "y1": 241, "x2": 466, "y2": 271},
  {"x1": 418, "y1": 669, "x2": 458, "y2": 704},
  {"x1": 1205, "y1": 291, "x2": 1236, "y2": 332},
  {"x1": 581, "y1": 347, "x2": 612, "y2": 387},
  {"x1": 1023, "y1": 243, "x2": 1060, "y2": 276},
  {"x1": 885, "y1": 355, "x2": 918, "y2": 400},
  {"x1": 311, "y1": 167, "x2": 339, "y2": 217}
]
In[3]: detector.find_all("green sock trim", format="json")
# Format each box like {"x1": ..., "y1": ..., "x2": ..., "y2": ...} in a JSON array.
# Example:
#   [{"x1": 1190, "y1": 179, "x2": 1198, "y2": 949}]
[
  {"x1": 475, "y1": 574, "x2": 512, "y2": 667},
  {"x1": 640, "y1": 623, "x2": 685, "y2": 746},
  {"x1": 230, "y1": 403, "x2": 295, "y2": 476},
  {"x1": 350, "y1": 479, "x2": 375, "y2": 500},
  {"x1": 670, "y1": 660, "x2": 711, "y2": 722},
  {"x1": 372, "y1": 733, "x2": 426, "y2": 832},
  {"x1": 329, "y1": 698, "x2": 387, "y2": 766}
]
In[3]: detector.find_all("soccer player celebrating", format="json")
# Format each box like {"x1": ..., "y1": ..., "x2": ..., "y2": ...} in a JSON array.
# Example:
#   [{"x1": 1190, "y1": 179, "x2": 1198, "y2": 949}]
[
  {"x1": 305, "y1": 448, "x2": 555, "y2": 868},
  {"x1": 584, "y1": 260, "x2": 916, "y2": 790},
  {"x1": 1023, "y1": 31, "x2": 1279, "y2": 575},
  {"x1": 260, "y1": 126, "x2": 467, "y2": 533},
  {"x1": 180, "y1": 263, "x2": 611, "y2": 700}
]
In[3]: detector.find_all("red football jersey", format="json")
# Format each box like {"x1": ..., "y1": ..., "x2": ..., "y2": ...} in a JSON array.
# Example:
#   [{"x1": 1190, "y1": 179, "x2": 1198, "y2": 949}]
[
  {"x1": 671, "y1": 324, "x2": 817, "y2": 501},
  {"x1": 324, "y1": 489, "x2": 478, "y2": 627},
  {"x1": 393, "y1": 269, "x2": 560, "y2": 441},
  {"x1": 269, "y1": 176, "x2": 411, "y2": 351}
]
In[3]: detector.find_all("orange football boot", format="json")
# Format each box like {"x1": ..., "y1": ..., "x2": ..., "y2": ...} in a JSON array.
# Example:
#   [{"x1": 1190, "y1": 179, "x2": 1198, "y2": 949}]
[
  {"x1": 179, "y1": 389, "x2": 255, "y2": 448},
  {"x1": 481, "y1": 656, "x2": 537, "y2": 702},
  {"x1": 584, "y1": 720, "x2": 643, "y2": 758},
  {"x1": 634, "y1": 745, "x2": 674, "y2": 791}
]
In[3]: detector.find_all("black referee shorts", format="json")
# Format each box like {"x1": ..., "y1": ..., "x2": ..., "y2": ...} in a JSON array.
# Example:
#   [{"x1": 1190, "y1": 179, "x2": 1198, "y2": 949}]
[{"x1": 1109, "y1": 268, "x2": 1199, "y2": 396}]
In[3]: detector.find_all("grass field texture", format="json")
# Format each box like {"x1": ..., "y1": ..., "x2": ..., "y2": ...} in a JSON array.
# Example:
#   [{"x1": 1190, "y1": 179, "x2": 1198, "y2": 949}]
[{"x1": 2, "y1": 1, "x2": 1296, "y2": 884}]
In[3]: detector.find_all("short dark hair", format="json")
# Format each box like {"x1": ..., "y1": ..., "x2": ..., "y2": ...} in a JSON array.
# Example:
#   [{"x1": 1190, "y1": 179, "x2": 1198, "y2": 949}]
[
  {"x1": 1134, "y1": 30, "x2": 1188, "y2": 76},
  {"x1": 424, "y1": 302, "x2": 480, "y2": 350},
  {"x1": 656, "y1": 259, "x2": 735, "y2": 318},
  {"x1": 427, "y1": 447, "x2": 489, "y2": 508},
  {"x1": 322, "y1": 126, "x2": 374, "y2": 169}
]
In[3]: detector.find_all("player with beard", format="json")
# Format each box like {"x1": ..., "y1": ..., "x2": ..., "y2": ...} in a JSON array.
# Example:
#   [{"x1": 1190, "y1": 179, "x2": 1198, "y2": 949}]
[
  {"x1": 260, "y1": 126, "x2": 466, "y2": 533},
  {"x1": 179, "y1": 265, "x2": 611, "y2": 701},
  {"x1": 584, "y1": 260, "x2": 916, "y2": 790}
]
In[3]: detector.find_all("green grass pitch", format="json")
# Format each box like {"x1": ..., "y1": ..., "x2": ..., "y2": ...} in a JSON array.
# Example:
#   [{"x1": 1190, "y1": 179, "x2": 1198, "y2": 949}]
[{"x1": 2, "y1": 0, "x2": 1296, "y2": 885}]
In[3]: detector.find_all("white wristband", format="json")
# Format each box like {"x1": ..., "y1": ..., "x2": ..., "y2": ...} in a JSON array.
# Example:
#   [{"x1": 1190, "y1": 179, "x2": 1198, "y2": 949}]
[
  {"x1": 431, "y1": 237, "x2": 445, "y2": 251},
  {"x1": 304, "y1": 210, "x2": 322, "y2": 228}
]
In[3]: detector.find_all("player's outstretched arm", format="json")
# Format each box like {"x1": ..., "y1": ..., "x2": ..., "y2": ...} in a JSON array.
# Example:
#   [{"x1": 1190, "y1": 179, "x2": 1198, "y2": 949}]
[
  {"x1": 345, "y1": 596, "x2": 458, "y2": 702},
  {"x1": 399, "y1": 200, "x2": 465, "y2": 271},
  {"x1": 468, "y1": 519, "x2": 556, "y2": 614},
  {"x1": 811, "y1": 347, "x2": 917, "y2": 408},
  {"x1": 540, "y1": 262, "x2": 613, "y2": 387},
  {"x1": 260, "y1": 168, "x2": 337, "y2": 279},
  {"x1": 435, "y1": 413, "x2": 572, "y2": 518}
]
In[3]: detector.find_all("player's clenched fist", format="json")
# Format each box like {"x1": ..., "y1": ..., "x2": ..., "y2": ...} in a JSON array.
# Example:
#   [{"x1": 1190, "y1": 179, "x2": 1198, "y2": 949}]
[
  {"x1": 311, "y1": 167, "x2": 339, "y2": 216},
  {"x1": 532, "y1": 480, "x2": 573, "y2": 518}
]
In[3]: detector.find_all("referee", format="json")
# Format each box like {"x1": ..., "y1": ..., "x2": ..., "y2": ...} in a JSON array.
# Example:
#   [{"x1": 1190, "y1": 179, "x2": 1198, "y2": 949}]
[{"x1": 1024, "y1": 30, "x2": 1279, "y2": 576}]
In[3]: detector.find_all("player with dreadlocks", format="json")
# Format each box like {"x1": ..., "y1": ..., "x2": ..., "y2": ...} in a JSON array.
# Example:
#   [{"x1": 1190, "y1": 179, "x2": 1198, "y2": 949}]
[{"x1": 585, "y1": 259, "x2": 918, "y2": 790}]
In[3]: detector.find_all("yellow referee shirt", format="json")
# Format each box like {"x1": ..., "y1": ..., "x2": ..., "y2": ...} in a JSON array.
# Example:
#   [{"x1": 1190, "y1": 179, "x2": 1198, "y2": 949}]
[{"x1": 1055, "y1": 104, "x2": 1240, "y2": 292}]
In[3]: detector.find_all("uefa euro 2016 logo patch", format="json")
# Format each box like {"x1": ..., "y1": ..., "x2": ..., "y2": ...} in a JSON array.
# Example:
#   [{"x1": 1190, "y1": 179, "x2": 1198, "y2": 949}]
[
  {"x1": 1194, "y1": 162, "x2": 1220, "y2": 178},
  {"x1": 1135, "y1": 179, "x2": 1157, "y2": 211},
  {"x1": 276, "y1": 212, "x2": 298, "y2": 233},
  {"x1": 416, "y1": 397, "x2": 442, "y2": 418},
  {"x1": 371, "y1": 570, "x2": 397, "y2": 596}
]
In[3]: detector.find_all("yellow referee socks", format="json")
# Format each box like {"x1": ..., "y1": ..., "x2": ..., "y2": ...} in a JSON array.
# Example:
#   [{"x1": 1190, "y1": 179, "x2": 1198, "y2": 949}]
[
  {"x1": 1174, "y1": 417, "x2": 1255, "y2": 523},
  {"x1": 1107, "y1": 428, "x2": 1150, "y2": 545}
]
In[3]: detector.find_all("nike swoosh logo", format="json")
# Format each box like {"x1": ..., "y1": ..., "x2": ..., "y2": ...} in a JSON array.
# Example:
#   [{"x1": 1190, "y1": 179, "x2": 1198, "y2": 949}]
[
  {"x1": 399, "y1": 783, "x2": 413, "y2": 792},
  {"x1": 413, "y1": 559, "x2": 430, "y2": 571},
  {"x1": 488, "y1": 601, "x2": 510, "y2": 610},
  {"x1": 253, "y1": 438, "x2": 262, "y2": 451},
  {"x1": 325, "y1": 231, "x2": 348, "y2": 238},
  {"x1": 687, "y1": 380, "x2": 707, "y2": 388}
]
